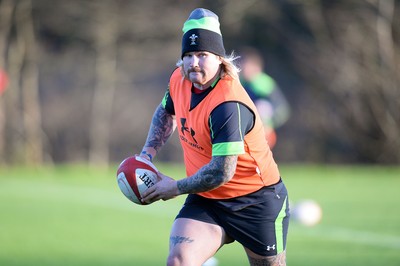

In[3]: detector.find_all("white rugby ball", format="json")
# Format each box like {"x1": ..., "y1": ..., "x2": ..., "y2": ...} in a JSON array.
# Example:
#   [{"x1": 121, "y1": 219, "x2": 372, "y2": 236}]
[
  {"x1": 292, "y1": 199, "x2": 323, "y2": 226},
  {"x1": 116, "y1": 156, "x2": 158, "y2": 205}
]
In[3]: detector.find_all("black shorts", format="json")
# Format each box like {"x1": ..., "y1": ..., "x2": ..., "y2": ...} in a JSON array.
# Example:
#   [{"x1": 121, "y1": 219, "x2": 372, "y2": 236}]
[{"x1": 175, "y1": 179, "x2": 290, "y2": 256}]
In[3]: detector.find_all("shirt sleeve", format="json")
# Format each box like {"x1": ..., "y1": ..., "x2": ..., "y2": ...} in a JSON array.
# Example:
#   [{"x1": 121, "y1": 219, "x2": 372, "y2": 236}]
[
  {"x1": 161, "y1": 84, "x2": 175, "y2": 115},
  {"x1": 209, "y1": 102, "x2": 255, "y2": 156}
]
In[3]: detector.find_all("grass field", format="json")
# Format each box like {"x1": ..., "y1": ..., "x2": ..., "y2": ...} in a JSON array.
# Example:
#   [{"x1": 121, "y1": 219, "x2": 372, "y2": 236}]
[{"x1": 1, "y1": 163, "x2": 399, "y2": 265}]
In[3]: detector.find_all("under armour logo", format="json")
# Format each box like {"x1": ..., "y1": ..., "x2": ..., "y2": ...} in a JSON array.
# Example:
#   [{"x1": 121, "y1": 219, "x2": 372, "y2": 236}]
[
  {"x1": 180, "y1": 118, "x2": 197, "y2": 143},
  {"x1": 189, "y1": 34, "x2": 198, "y2": 45},
  {"x1": 181, "y1": 118, "x2": 190, "y2": 135},
  {"x1": 266, "y1": 244, "x2": 276, "y2": 251}
]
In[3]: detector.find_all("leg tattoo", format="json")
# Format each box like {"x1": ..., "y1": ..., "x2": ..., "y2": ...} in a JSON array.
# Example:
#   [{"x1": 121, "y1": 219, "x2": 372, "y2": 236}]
[{"x1": 170, "y1": 235, "x2": 194, "y2": 248}]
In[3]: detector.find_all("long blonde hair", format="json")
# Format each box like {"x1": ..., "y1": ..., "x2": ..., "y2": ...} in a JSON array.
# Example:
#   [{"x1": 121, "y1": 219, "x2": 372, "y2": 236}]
[
  {"x1": 176, "y1": 52, "x2": 241, "y2": 80},
  {"x1": 220, "y1": 52, "x2": 241, "y2": 80}
]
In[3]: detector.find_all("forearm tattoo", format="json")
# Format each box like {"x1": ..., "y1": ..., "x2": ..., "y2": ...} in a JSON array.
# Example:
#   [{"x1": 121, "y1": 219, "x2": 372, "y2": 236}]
[
  {"x1": 177, "y1": 155, "x2": 238, "y2": 194},
  {"x1": 143, "y1": 104, "x2": 175, "y2": 153}
]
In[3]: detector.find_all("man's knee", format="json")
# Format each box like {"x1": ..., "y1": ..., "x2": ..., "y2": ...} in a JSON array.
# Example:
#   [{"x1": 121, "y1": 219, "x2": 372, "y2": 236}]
[
  {"x1": 167, "y1": 250, "x2": 197, "y2": 266},
  {"x1": 166, "y1": 252, "x2": 183, "y2": 266}
]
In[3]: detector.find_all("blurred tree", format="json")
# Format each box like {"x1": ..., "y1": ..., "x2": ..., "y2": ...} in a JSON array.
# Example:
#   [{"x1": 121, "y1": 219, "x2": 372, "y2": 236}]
[
  {"x1": 89, "y1": 1, "x2": 118, "y2": 167},
  {"x1": 17, "y1": 0, "x2": 43, "y2": 165},
  {"x1": 287, "y1": 0, "x2": 400, "y2": 163},
  {"x1": 0, "y1": 0, "x2": 13, "y2": 164},
  {"x1": 1, "y1": 0, "x2": 44, "y2": 165}
]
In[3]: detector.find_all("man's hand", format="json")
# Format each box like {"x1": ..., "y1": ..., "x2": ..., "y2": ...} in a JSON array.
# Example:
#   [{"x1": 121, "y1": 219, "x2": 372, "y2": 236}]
[
  {"x1": 141, "y1": 172, "x2": 179, "y2": 204},
  {"x1": 138, "y1": 151, "x2": 153, "y2": 162}
]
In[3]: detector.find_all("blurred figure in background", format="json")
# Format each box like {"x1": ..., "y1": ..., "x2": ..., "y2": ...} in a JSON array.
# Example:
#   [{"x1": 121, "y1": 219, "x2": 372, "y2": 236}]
[{"x1": 240, "y1": 47, "x2": 290, "y2": 149}]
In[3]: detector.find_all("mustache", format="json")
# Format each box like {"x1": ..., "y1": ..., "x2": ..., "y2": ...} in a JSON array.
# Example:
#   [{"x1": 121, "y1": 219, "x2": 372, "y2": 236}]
[{"x1": 187, "y1": 67, "x2": 202, "y2": 73}]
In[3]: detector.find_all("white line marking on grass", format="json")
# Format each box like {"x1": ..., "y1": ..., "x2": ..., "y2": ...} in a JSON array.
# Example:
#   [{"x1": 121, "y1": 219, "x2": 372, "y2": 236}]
[{"x1": 296, "y1": 225, "x2": 400, "y2": 250}]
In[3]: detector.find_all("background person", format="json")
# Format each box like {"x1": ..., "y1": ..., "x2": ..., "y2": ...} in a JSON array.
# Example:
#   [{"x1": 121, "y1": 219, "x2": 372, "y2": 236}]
[
  {"x1": 239, "y1": 47, "x2": 291, "y2": 149},
  {"x1": 138, "y1": 8, "x2": 290, "y2": 266}
]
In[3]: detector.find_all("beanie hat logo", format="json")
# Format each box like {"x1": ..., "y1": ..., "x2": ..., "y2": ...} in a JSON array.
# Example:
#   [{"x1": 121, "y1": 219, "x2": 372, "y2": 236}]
[{"x1": 189, "y1": 34, "x2": 198, "y2": 45}]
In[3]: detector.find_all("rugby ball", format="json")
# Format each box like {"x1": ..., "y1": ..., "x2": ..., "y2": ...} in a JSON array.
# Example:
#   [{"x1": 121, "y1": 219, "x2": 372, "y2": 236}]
[
  {"x1": 116, "y1": 156, "x2": 159, "y2": 205},
  {"x1": 292, "y1": 199, "x2": 323, "y2": 227}
]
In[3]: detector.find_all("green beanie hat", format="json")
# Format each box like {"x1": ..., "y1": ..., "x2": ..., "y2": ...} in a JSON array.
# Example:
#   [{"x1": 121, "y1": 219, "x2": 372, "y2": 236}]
[{"x1": 181, "y1": 8, "x2": 226, "y2": 58}]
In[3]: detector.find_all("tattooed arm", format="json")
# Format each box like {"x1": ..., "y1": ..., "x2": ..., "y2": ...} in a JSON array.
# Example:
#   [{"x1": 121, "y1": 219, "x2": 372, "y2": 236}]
[
  {"x1": 141, "y1": 155, "x2": 238, "y2": 203},
  {"x1": 177, "y1": 155, "x2": 238, "y2": 194},
  {"x1": 140, "y1": 104, "x2": 176, "y2": 161}
]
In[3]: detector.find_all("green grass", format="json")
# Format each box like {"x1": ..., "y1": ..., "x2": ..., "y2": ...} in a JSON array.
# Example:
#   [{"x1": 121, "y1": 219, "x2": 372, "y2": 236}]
[{"x1": 0, "y1": 164, "x2": 399, "y2": 265}]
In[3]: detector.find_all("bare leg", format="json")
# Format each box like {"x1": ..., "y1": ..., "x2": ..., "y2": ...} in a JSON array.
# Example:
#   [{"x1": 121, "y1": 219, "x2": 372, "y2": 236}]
[
  {"x1": 245, "y1": 247, "x2": 286, "y2": 266},
  {"x1": 167, "y1": 218, "x2": 230, "y2": 266}
]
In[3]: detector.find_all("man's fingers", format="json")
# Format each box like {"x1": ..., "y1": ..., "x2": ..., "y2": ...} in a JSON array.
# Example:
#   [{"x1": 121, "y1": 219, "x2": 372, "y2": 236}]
[{"x1": 141, "y1": 186, "x2": 158, "y2": 204}]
